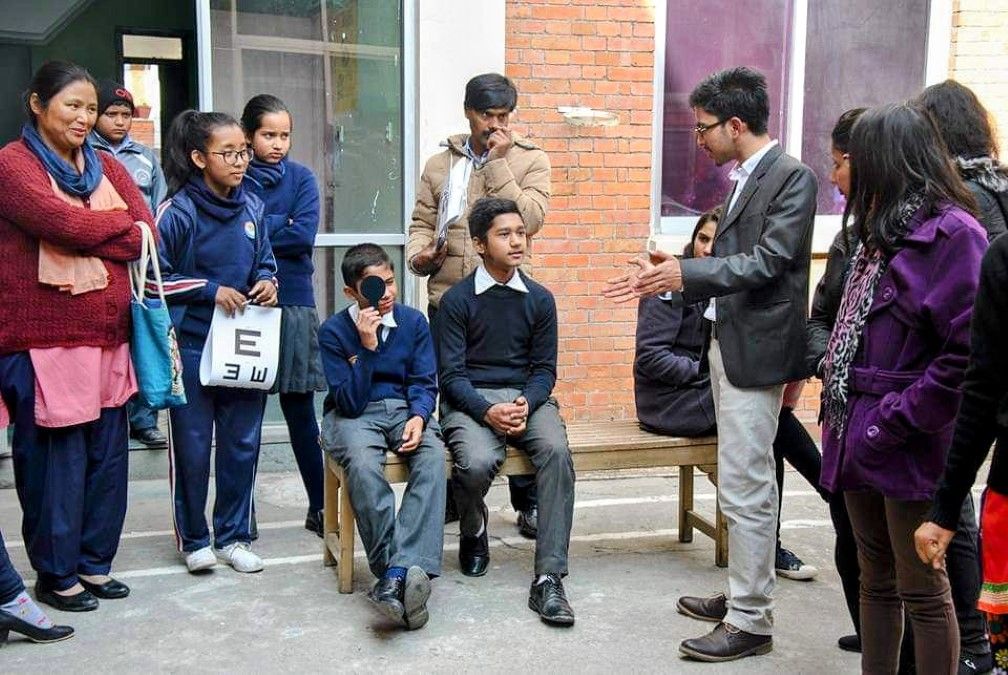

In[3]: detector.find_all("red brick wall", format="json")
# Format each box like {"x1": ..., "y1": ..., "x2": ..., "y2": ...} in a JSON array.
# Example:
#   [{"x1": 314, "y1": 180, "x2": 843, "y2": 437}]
[{"x1": 505, "y1": 0, "x2": 656, "y2": 422}]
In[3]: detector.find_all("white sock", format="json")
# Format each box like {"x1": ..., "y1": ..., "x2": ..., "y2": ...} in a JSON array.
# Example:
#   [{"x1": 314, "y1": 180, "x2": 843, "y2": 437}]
[
  {"x1": 475, "y1": 519, "x2": 485, "y2": 537},
  {"x1": 534, "y1": 574, "x2": 549, "y2": 585},
  {"x1": 1, "y1": 590, "x2": 53, "y2": 628}
]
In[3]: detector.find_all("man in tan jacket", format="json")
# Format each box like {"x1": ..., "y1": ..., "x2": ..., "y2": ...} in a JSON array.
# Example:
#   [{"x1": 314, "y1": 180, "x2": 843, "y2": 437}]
[{"x1": 408, "y1": 73, "x2": 550, "y2": 535}]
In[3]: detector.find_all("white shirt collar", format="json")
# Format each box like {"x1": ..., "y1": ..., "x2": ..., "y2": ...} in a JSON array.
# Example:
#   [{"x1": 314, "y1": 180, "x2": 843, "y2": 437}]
[
  {"x1": 728, "y1": 139, "x2": 778, "y2": 182},
  {"x1": 474, "y1": 265, "x2": 529, "y2": 295},
  {"x1": 347, "y1": 303, "x2": 398, "y2": 328}
]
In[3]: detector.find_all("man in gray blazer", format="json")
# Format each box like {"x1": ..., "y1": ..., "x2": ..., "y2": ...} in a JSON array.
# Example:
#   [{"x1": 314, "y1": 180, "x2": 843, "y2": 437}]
[{"x1": 607, "y1": 67, "x2": 817, "y2": 662}]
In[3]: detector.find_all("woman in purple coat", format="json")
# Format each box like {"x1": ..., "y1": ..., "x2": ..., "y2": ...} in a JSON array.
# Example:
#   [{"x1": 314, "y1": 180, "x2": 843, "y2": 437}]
[{"x1": 819, "y1": 103, "x2": 987, "y2": 674}]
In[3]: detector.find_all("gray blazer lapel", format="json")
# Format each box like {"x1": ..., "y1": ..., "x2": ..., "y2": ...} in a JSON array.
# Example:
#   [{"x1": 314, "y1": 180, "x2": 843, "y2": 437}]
[{"x1": 716, "y1": 144, "x2": 784, "y2": 240}]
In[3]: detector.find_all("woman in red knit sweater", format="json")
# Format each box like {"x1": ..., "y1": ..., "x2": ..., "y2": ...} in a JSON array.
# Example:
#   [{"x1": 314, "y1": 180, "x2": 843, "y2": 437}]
[{"x1": 0, "y1": 62, "x2": 148, "y2": 615}]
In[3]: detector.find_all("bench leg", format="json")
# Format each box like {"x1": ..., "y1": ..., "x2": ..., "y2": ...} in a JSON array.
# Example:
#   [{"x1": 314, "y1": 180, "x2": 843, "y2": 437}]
[
  {"x1": 678, "y1": 465, "x2": 694, "y2": 543},
  {"x1": 322, "y1": 457, "x2": 337, "y2": 567},
  {"x1": 337, "y1": 476, "x2": 356, "y2": 594},
  {"x1": 712, "y1": 468, "x2": 728, "y2": 568}
]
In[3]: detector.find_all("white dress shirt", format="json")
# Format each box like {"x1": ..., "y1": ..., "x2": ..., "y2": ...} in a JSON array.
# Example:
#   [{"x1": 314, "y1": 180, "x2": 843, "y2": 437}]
[
  {"x1": 474, "y1": 265, "x2": 529, "y2": 295},
  {"x1": 347, "y1": 302, "x2": 398, "y2": 343},
  {"x1": 704, "y1": 139, "x2": 779, "y2": 322}
]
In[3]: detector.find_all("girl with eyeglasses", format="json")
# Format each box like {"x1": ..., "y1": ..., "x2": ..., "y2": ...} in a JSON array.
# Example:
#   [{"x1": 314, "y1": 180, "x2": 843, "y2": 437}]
[
  {"x1": 155, "y1": 109, "x2": 278, "y2": 575},
  {"x1": 241, "y1": 94, "x2": 327, "y2": 539}
]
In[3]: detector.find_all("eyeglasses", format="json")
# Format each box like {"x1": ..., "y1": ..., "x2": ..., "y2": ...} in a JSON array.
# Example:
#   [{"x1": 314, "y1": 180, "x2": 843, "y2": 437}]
[
  {"x1": 694, "y1": 119, "x2": 728, "y2": 136},
  {"x1": 208, "y1": 148, "x2": 251, "y2": 166}
]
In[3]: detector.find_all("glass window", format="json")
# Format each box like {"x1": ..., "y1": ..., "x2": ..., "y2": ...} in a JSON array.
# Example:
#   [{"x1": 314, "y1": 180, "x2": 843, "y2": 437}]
[
  {"x1": 801, "y1": 0, "x2": 929, "y2": 214},
  {"x1": 660, "y1": 0, "x2": 792, "y2": 218},
  {"x1": 211, "y1": 0, "x2": 403, "y2": 238},
  {"x1": 660, "y1": 0, "x2": 932, "y2": 228}
]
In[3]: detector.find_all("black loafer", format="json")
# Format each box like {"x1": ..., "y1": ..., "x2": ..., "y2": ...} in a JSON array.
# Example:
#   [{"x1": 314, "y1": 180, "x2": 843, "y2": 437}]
[
  {"x1": 130, "y1": 427, "x2": 168, "y2": 448},
  {"x1": 79, "y1": 577, "x2": 130, "y2": 599},
  {"x1": 837, "y1": 634, "x2": 861, "y2": 653},
  {"x1": 516, "y1": 507, "x2": 538, "y2": 539},
  {"x1": 34, "y1": 585, "x2": 99, "y2": 612},
  {"x1": 459, "y1": 530, "x2": 489, "y2": 577},
  {"x1": 528, "y1": 573, "x2": 574, "y2": 626},
  {"x1": 676, "y1": 593, "x2": 728, "y2": 622}
]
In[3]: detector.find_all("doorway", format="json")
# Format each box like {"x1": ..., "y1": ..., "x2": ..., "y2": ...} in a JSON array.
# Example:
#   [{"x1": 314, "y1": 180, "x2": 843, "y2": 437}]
[{"x1": 117, "y1": 30, "x2": 193, "y2": 155}]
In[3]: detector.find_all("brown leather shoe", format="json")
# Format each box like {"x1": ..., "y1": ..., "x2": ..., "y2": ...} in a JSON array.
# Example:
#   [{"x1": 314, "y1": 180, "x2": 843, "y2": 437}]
[
  {"x1": 676, "y1": 593, "x2": 727, "y2": 622},
  {"x1": 679, "y1": 623, "x2": 772, "y2": 662}
]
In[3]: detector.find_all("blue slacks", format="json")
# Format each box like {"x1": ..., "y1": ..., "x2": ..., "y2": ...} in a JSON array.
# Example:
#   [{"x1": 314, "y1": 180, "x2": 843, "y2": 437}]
[
  {"x1": 168, "y1": 348, "x2": 266, "y2": 552},
  {"x1": 0, "y1": 352, "x2": 129, "y2": 591},
  {"x1": 0, "y1": 528, "x2": 26, "y2": 604}
]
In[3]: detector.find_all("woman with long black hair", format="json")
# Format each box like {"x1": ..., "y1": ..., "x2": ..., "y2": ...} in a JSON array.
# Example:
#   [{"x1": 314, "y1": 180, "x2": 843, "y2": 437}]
[{"x1": 819, "y1": 103, "x2": 987, "y2": 673}]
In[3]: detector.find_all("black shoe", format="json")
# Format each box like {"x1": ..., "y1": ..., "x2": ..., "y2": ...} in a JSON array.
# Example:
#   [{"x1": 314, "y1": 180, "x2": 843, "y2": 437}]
[
  {"x1": 837, "y1": 634, "x2": 861, "y2": 653},
  {"x1": 528, "y1": 574, "x2": 574, "y2": 626},
  {"x1": 676, "y1": 593, "x2": 728, "y2": 623},
  {"x1": 959, "y1": 651, "x2": 994, "y2": 675},
  {"x1": 459, "y1": 530, "x2": 489, "y2": 577},
  {"x1": 367, "y1": 576, "x2": 406, "y2": 627},
  {"x1": 679, "y1": 623, "x2": 773, "y2": 662},
  {"x1": 130, "y1": 427, "x2": 168, "y2": 448},
  {"x1": 459, "y1": 504, "x2": 489, "y2": 577},
  {"x1": 0, "y1": 610, "x2": 74, "y2": 645},
  {"x1": 305, "y1": 509, "x2": 323, "y2": 538},
  {"x1": 34, "y1": 585, "x2": 98, "y2": 613},
  {"x1": 516, "y1": 507, "x2": 538, "y2": 539},
  {"x1": 79, "y1": 577, "x2": 130, "y2": 599},
  {"x1": 402, "y1": 566, "x2": 432, "y2": 630}
]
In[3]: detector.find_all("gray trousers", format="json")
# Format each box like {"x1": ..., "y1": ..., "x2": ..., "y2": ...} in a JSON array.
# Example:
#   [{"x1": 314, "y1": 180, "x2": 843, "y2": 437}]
[
  {"x1": 442, "y1": 388, "x2": 575, "y2": 576},
  {"x1": 321, "y1": 400, "x2": 447, "y2": 578},
  {"x1": 709, "y1": 338, "x2": 784, "y2": 636}
]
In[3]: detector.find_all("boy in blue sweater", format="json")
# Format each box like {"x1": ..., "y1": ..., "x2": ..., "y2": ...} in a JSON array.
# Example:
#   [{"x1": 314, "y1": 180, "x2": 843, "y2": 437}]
[
  {"x1": 319, "y1": 244, "x2": 445, "y2": 631},
  {"x1": 436, "y1": 197, "x2": 576, "y2": 626}
]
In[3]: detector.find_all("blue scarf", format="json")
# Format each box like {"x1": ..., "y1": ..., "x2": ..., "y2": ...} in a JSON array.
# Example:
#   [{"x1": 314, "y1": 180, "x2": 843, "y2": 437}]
[
  {"x1": 184, "y1": 175, "x2": 247, "y2": 222},
  {"x1": 245, "y1": 157, "x2": 286, "y2": 189},
  {"x1": 21, "y1": 123, "x2": 103, "y2": 198}
]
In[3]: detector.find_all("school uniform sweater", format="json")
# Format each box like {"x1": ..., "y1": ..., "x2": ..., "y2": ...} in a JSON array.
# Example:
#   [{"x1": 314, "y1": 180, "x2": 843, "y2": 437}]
[
  {"x1": 0, "y1": 140, "x2": 149, "y2": 354},
  {"x1": 436, "y1": 270, "x2": 558, "y2": 421},
  {"x1": 319, "y1": 303, "x2": 438, "y2": 423},
  {"x1": 243, "y1": 159, "x2": 319, "y2": 307},
  {"x1": 89, "y1": 131, "x2": 167, "y2": 214},
  {"x1": 155, "y1": 176, "x2": 277, "y2": 346}
]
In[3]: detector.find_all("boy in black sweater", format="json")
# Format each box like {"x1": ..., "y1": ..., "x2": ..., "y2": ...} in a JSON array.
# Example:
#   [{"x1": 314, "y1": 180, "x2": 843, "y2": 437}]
[{"x1": 436, "y1": 197, "x2": 576, "y2": 626}]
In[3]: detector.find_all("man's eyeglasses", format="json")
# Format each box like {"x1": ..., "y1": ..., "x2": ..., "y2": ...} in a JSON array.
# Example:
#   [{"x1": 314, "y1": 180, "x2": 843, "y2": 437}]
[
  {"x1": 209, "y1": 148, "x2": 251, "y2": 166},
  {"x1": 694, "y1": 119, "x2": 728, "y2": 136}
]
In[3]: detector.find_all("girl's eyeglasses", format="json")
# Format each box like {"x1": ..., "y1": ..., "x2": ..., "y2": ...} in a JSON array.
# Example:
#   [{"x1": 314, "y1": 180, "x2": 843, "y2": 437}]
[{"x1": 209, "y1": 148, "x2": 251, "y2": 166}]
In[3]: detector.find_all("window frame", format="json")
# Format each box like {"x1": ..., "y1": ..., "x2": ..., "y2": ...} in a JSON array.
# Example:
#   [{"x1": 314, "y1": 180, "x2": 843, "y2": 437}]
[{"x1": 650, "y1": 0, "x2": 954, "y2": 252}]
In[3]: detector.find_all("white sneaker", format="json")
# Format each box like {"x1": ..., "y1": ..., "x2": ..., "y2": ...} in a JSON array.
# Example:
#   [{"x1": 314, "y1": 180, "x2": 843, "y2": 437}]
[
  {"x1": 216, "y1": 542, "x2": 264, "y2": 573},
  {"x1": 775, "y1": 547, "x2": 819, "y2": 581},
  {"x1": 185, "y1": 546, "x2": 217, "y2": 573}
]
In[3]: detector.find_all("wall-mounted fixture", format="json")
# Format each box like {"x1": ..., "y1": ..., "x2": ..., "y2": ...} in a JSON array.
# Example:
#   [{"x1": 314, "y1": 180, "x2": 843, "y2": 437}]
[{"x1": 557, "y1": 106, "x2": 620, "y2": 127}]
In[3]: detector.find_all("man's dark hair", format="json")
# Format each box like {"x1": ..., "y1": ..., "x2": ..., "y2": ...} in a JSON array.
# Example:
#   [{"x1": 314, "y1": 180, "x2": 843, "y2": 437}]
[
  {"x1": 341, "y1": 243, "x2": 392, "y2": 287},
  {"x1": 468, "y1": 197, "x2": 522, "y2": 242},
  {"x1": 688, "y1": 67, "x2": 769, "y2": 135},
  {"x1": 830, "y1": 107, "x2": 867, "y2": 155},
  {"x1": 464, "y1": 73, "x2": 517, "y2": 112}
]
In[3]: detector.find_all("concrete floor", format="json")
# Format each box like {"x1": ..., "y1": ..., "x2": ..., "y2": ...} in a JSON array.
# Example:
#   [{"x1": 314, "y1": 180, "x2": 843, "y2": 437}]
[{"x1": 0, "y1": 460, "x2": 870, "y2": 673}]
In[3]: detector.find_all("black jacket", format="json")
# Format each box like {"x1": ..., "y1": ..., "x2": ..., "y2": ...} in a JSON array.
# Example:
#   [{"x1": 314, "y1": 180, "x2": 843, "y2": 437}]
[
  {"x1": 930, "y1": 232, "x2": 1008, "y2": 529},
  {"x1": 679, "y1": 144, "x2": 818, "y2": 387},
  {"x1": 633, "y1": 293, "x2": 716, "y2": 436},
  {"x1": 959, "y1": 156, "x2": 1008, "y2": 243}
]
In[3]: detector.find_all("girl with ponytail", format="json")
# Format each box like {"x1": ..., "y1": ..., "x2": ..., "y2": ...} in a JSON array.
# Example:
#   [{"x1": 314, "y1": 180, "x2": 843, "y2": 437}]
[{"x1": 154, "y1": 109, "x2": 278, "y2": 575}]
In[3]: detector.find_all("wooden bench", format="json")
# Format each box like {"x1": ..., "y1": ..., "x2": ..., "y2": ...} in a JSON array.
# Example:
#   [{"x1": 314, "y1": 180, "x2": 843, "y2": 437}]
[{"x1": 322, "y1": 420, "x2": 725, "y2": 593}]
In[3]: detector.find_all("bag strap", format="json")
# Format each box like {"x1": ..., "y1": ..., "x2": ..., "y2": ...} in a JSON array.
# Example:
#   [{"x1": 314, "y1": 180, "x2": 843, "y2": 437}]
[{"x1": 129, "y1": 221, "x2": 168, "y2": 306}]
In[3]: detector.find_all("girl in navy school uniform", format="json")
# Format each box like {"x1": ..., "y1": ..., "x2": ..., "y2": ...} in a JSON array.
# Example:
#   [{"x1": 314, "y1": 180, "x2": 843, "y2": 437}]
[
  {"x1": 241, "y1": 94, "x2": 327, "y2": 537},
  {"x1": 155, "y1": 110, "x2": 278, "y2": 574}
]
